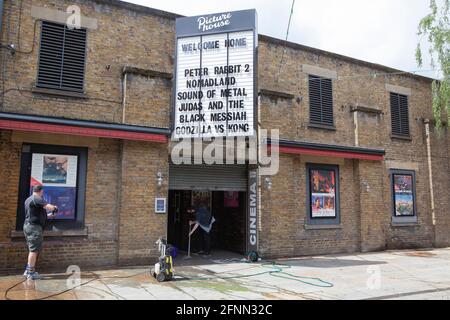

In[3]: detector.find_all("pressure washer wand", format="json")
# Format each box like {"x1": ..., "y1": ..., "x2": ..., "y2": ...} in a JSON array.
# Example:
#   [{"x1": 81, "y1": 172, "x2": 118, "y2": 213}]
[
  {"x1": 185, "y1": 223, "x2": 192, "y2": 260},
  {"x1": 45, "y1": 207, "x2": 59, "y2": 231},
  {"x1": 185, "y1": 222, "x2": 198, "y2": 260},
  {"x1": 186, "y1": 229, "x2": 192, "y2": 260}
]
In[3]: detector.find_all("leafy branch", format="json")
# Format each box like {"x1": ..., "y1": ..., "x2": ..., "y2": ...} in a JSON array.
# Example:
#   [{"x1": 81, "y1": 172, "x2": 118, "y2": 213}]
[{"x1": 416, "y1": 0, "x2": 450, "y2": 131}]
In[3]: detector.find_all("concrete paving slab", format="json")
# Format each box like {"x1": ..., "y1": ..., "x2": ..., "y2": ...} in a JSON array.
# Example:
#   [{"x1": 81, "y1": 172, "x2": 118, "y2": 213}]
[{"x1": 2, "y1": 248, "x2": 450, "y2": 300}]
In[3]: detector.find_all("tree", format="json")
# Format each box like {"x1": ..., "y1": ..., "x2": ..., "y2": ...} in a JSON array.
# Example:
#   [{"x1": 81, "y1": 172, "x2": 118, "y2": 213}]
[{"x1": 416, "y1": 0, "x2": 449, "y2": 131}]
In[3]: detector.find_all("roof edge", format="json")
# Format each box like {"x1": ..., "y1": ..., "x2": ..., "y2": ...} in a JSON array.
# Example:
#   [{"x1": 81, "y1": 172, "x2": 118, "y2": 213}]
[
  {"x1": 94, "y1": 0, "x2": 183, "y2": 19},
  {"x1": 92, "y1": 2, "x2": 434, "y2": 83},
  {"x1": 258, "y1": 34, "x2": 434, "y2": 83}
]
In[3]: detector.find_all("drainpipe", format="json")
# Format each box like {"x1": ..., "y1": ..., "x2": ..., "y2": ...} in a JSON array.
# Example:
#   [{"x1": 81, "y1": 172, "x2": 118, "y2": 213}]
[
  {"x1": 0, "y1": 0, "x2": 4, "y2": 40},
  {"x1": 117, "y1": 67, "x2": 128, "y2": 263},
  {"x1": 353, "y1": 110, "x2": 359, "y2": 146},
  {"x1": 121, "y1": 69, "x2": 128, "y2": 124},
  {"x1": 424, "y1": 119, "x2": 436, "y2": 246}
]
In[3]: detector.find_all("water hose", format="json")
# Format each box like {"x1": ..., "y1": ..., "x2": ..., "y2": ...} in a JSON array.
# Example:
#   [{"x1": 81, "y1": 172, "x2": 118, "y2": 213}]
[{"x1": 176, "y1": 261, "x2": 334, "y2": 288}]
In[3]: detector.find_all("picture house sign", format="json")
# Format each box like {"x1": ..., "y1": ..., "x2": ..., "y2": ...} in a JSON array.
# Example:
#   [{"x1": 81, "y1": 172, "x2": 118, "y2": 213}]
[{"x1": 173, "y1": 9, "x2": 257, "y2": 139}]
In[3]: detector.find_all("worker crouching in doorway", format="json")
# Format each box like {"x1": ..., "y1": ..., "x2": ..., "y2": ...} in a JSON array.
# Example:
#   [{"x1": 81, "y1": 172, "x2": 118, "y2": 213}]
[{"x1": 190, "y1": 202, "x2": 215, "y2": 256}]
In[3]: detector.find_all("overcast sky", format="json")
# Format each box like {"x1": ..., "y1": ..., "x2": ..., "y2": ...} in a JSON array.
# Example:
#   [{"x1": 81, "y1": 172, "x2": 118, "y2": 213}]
[{"x1": 124, "y1": 0, "x2": 438, "y2": 79}]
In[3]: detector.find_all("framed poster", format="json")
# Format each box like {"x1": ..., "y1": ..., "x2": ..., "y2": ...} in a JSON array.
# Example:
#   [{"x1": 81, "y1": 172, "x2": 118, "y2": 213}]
[
  {"x1": 155, "y1": 198, "x2": 167, "y2": 214},
  {"x1": 308, "y1": 166, "x2": 338, "y2": 219},
  {"x1": 392, "y1": 172, "x2": 415, "y2": 217},
  {"x1": 224, "y1": 191, "x2": 239, "y2": 208},
  {"x1": 30, "y1": 153, "x2": 78, "y2": 220},
  {"x1": 191, "y1": 191, "x2": 212, "y2": 211}
]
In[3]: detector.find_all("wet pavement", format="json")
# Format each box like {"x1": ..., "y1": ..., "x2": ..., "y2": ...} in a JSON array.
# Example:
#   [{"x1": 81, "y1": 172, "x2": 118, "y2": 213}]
[{"x1": 1, "y1": 248, "x2": 450, "y2": 300}]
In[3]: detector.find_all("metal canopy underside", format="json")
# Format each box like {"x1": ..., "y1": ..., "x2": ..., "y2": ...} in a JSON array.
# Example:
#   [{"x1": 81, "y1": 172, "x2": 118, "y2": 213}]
[{"x1": 169, "y1": 164, "x2": 247, "y2": 191}]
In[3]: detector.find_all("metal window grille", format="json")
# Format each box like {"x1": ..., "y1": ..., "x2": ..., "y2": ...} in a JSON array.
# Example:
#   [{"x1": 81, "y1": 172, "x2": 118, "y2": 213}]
[
  {"x1": 309, "y1": 75, "x2": 334, "y2": 126},
  {"x1": 37, "y1": 21, "x2": 87, "y2": 92},
  {"x1": 390, "y1": 92, "x2": 410, "y2": 136}
]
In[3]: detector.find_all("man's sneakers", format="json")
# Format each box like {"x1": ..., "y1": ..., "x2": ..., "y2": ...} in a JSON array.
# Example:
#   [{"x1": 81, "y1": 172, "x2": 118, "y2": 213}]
[
  {"x1": 27, "y1": 271, "x2": 43, "y2": 280},
  {"x1": 23, "y1": 267, "x2": 43, "y2": 280}
]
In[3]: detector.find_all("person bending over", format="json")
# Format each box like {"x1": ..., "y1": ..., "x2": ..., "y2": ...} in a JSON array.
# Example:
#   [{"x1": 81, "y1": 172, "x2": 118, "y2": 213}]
[{"x1": 23, "y1": 185, "x2": 58, "y2": 280}]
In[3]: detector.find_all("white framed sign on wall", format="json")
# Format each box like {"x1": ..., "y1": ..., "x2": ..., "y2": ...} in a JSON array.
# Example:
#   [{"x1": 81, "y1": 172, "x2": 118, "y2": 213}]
[
  {"x1": 172, "y1": 9, "x2": 258, "y2": 139},
  {"x1": 155, "y1": 197, "x2": 167, "y2": 214}
]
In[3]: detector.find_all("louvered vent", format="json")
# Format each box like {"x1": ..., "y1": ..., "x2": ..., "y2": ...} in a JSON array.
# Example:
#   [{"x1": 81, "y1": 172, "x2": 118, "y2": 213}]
[
  {"x1": 309, "y1": 75, "x2": 334, "y2": 126},
  {"x1": 390, "y1": 92, "x2": 410, "y2": 136},
  {"x1": 37, "y1": 21, "x2": 87, "y2": 92}
]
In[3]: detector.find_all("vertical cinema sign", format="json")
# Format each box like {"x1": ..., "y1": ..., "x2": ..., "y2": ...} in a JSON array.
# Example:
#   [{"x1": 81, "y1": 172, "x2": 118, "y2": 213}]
[
  {"x1": 247, "y1": 169, "x2": 258, "y2": 254},
  {"x1": 173, "y1": 9, "x2": 257, "y2": 139}
]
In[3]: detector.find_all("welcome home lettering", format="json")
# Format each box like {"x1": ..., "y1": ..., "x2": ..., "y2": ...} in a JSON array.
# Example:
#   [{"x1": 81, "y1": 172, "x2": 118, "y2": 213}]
[{"x1": 181, "y1": 37, "x2": 247, "y2": 52}]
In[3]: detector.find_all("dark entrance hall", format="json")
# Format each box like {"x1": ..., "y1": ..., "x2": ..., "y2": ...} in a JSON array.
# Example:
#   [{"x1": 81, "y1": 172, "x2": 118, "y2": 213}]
[{"x1": 168, "y1": 190, "x2": 247, "y2": 255}]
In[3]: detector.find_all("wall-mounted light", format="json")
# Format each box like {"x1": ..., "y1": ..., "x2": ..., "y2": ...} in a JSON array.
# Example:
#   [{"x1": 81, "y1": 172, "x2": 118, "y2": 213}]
[
  {"x1": 264, "y1": 177, "x2": 272, "y2": 190},
  {"x1": 7, "y1": 43, "x2": 16, "y2": 55},
  {"x1": 361, "y1": 181, "x2": 370, "y2": 192},
  {"x1": 157, "y1": 171, "x2": 163, "y2": 188}
]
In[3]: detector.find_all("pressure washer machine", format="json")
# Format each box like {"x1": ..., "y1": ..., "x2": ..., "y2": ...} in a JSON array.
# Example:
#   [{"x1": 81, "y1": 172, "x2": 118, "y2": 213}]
[{"x1": 150, "y1": 237, "x2": 174, "y2": 282}]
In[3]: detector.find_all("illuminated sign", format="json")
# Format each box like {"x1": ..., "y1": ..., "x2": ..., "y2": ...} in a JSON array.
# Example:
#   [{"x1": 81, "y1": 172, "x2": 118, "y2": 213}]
[{"x1": 173, "y1": 9, "x2": 257, "y2": 139}]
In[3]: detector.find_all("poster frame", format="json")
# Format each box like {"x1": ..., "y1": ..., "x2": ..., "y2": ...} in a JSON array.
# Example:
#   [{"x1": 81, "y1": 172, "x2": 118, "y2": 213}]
[
  {"x1": 390, "y1": 169, "x2": 417, "y2": 218},
  {"x1": 306, "y1": 163, "x2": 340, "y2": 225},
  {"x1": 16, "y1": 144, "x2": 88, "y2": 231}
]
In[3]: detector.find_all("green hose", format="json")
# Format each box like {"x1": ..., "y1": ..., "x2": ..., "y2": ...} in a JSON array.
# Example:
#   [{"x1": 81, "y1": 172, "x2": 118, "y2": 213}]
[
  {"x1": 177, "y1": 261, "x2": 334, "y2": 288},
  {"x1": 261, "y1": 262, "x2": 334, "y2": 287}
]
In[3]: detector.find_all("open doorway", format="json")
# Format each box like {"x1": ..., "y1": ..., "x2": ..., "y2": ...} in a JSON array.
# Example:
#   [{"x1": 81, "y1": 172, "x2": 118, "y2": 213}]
[{"x1": 168, "y1": 190, "x2": 247, "y2": 255}]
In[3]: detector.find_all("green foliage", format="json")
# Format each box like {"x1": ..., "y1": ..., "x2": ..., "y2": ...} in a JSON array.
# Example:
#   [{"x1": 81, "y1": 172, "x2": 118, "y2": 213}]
[{"x1": 416, "y1": 0, "x2": 450, "y2": 131}]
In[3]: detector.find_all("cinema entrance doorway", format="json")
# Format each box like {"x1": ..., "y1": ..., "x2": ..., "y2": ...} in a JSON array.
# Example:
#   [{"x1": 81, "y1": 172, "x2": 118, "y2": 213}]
[{"x1": 167, "y1": 164, "x2": 248, "y2": 255}]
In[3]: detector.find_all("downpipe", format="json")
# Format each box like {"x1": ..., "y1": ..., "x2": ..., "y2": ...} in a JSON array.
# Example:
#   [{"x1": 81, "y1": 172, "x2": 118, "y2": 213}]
[{"x1": 424, "y1": 119, "x2": 436, "y2": 247}]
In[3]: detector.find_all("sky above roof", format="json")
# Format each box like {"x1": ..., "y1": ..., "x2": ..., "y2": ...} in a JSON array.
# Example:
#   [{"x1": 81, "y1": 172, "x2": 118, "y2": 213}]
[{"x1": 124, "y1": 0, "x2": 439, "y2": 79}]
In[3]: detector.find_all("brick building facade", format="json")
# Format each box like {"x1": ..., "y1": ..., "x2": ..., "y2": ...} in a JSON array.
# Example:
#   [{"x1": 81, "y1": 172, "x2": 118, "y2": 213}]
[{"x1": 0, "y1": 0, "x2": 449, "y2": 271}]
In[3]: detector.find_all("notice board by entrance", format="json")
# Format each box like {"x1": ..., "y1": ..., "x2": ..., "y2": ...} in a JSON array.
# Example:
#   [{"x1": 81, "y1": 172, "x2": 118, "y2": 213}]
[{"x1": 173, "y1": 9, "x2": 257, "y2": 139}]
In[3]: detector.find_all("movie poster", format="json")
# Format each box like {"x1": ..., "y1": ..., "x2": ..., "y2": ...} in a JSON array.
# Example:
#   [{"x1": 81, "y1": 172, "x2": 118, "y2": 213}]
[
  {"x1": 310, "y1": 169, "x2": 336, "y2": 218},
  {"x1": 393, "y1": 174, "x2": 414, "y2": 216},
  {"x1": 30, "y1": 154, "x2": 78, "y2": 220},
  {"x1": 191, "y1": 191, "x2": 212, "y2": 211},
  {"x1": 224, "y1": 191, "x2": 239, "y2": 208}
]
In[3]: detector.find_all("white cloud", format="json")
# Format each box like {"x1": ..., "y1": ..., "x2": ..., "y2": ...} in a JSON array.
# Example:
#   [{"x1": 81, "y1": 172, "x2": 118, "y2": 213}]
[{"x1": 123, "y1": 0, "x2": 438, "y2": 78}]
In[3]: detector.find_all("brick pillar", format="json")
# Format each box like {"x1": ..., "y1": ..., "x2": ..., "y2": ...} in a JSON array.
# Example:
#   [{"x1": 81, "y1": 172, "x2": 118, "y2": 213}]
[
  {"x1": 432, "y1": 127, "x2": 450, "y2": 247},
  {"x1": 357, "y1": 160, "x2": 387, "y2": 252},
  {"x1": 117, "y1": 140, "x2": 169, "y2": 265}
]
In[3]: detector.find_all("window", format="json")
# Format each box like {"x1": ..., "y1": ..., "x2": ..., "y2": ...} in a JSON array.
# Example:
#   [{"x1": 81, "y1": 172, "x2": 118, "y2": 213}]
[
  {"x1": 36, "y1": 21, "x2": 87, "y2": 93},
  {"x1": 16, "y1": 144, "x2": 88, "y2": 230},
  {"x1": 308, "y1": 75, "x2": 334, "y2": 127},
  {"x1": 390, "y1": 92, "x2": 410, "y2": 136},
  {"x1": 306, "y1": 164, "x2": 340, "y2": 225},
  {"x1": 390, "y1": 169, "x2": 417, "y2": 223}
]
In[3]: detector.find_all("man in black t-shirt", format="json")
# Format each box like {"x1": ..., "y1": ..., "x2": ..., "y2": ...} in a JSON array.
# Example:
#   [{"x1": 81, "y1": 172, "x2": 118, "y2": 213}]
[{"x1": 23, "y1": 185, "x2": 58, "y2": 280}]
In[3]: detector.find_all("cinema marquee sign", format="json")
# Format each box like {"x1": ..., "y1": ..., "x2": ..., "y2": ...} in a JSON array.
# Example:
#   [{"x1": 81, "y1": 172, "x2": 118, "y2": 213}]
[{"x1": 173, "y1": 9, "x2": 257, "y2": 139}]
